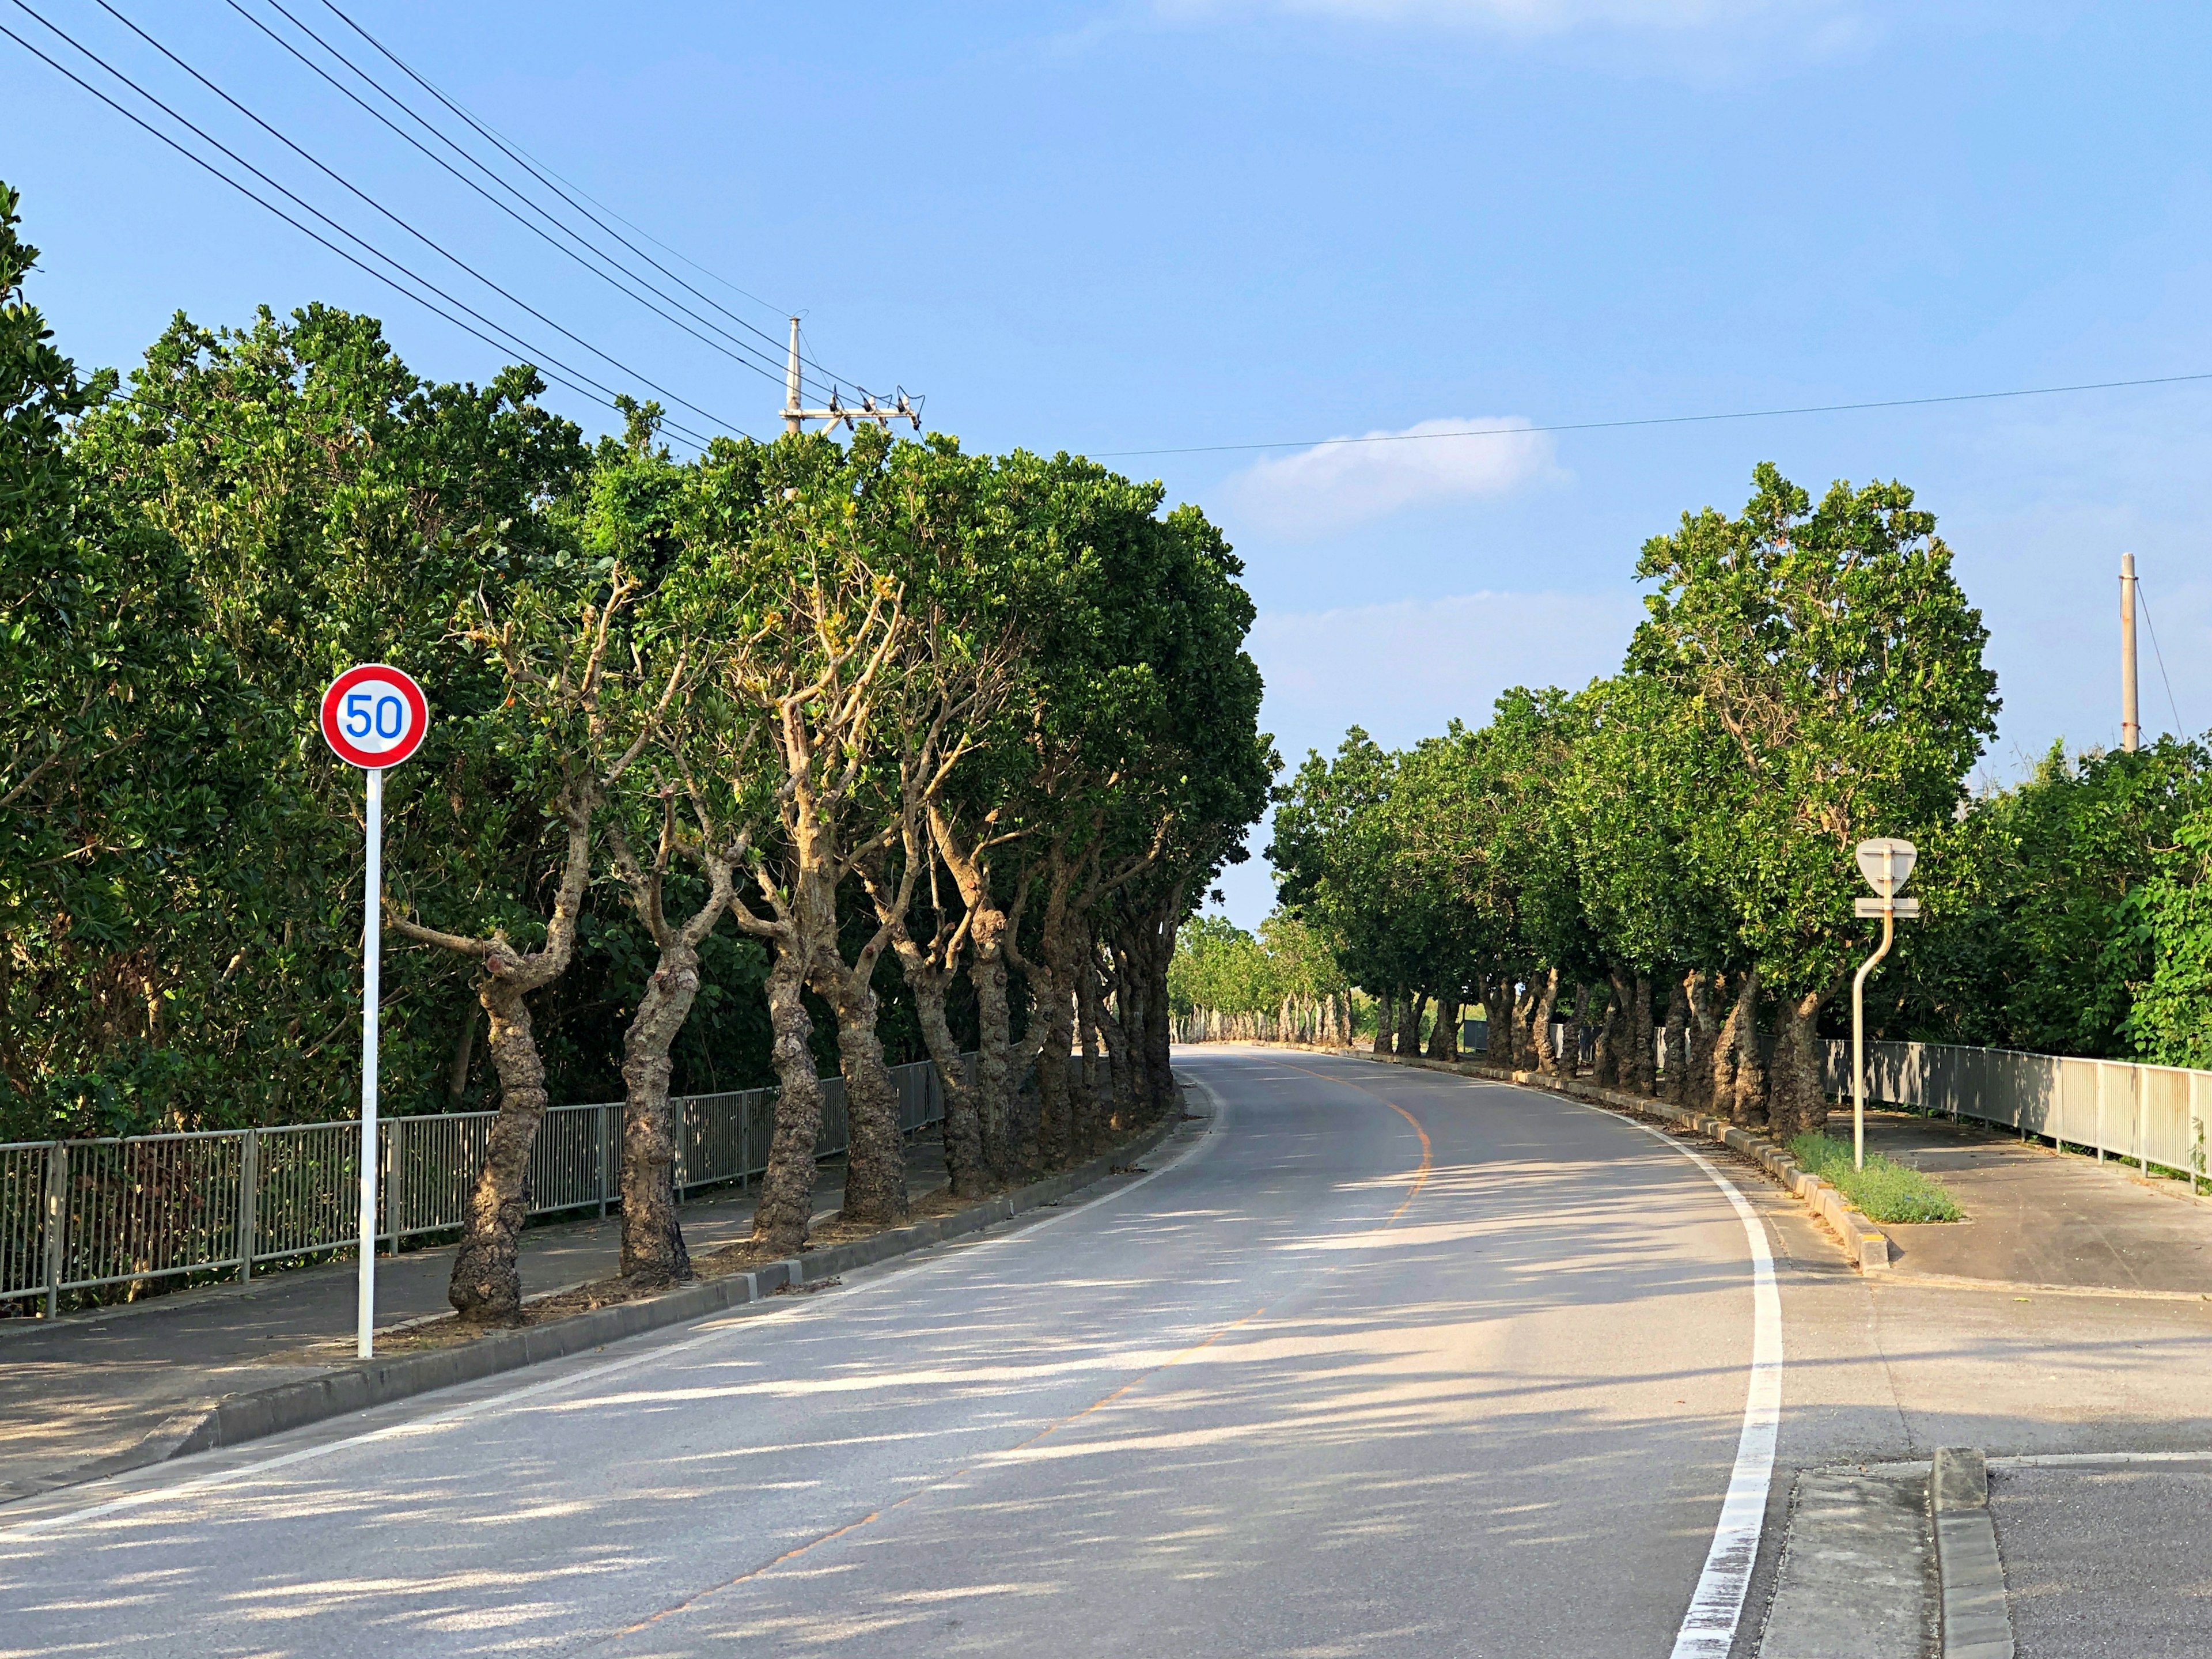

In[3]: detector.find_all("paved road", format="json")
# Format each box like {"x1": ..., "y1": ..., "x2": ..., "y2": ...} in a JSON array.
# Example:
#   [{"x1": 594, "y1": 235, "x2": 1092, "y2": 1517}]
[
  {"x1": 2, "y1": 1050, "x2": 1779, "y2": 1658},
  {"x1": 1, "y1": 1141, "x2": 944, "y2": 1501}
]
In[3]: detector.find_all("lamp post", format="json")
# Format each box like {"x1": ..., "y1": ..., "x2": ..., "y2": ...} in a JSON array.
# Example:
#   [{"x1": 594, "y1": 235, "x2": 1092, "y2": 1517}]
[{"x1": 1851, "y1": 838, "x2": 1920, "y2": 1172}]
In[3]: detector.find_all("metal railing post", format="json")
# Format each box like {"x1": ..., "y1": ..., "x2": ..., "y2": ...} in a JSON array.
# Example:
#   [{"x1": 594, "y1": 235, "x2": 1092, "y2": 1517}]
[
  {"x1": 382, "y1": 1118, "x2": 403, "y2": 1249},
  {"x1": 597, "y1": 1104, "x2": 610, "y2": 1219},
  {"x1": 237, "y1": 1129, "x2": 259, "y2": 1282},
  {"x1": 42, "y1": 1142, "x2": 66, "y2": 1317}
]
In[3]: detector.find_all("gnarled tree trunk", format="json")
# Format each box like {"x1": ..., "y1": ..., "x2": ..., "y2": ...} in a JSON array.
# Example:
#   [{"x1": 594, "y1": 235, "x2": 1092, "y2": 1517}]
[
  {"x1": 1771, "y1": 989, "x2": 1830, "y2": 1139},
  {"x1": 1717, "y1": 968, "x2": 1765, "y2": 1126},
  {"x1": 1427, "y1": 995, "x2": 1459, "y2": 1060},
  {"x1": 616, "y1": 940, "x2": 702, "y2": 1285},
  {"x1": 1595, "y1": 969, "x2": 1627, "y2": 1087},
  {"x1": 812, "y1": 956, "x2": 909, "y2": 1226},
  {"x1": 1630, "y1": 973, "x2": 1656, "y2": 1097},
  {"x1": 1685, "y1": 970, "x2": 1722, "y2": 1113},
  {"x1": 1374, "y1": 986, "x2": 1398, "y2": 1056},
  {"x1": 751, "y1": 945, "x2": 825, "y2": 1256},
  {"x1": 607, "y1": 813, "x2": 740, "y2": 1287},
  {"x1": 1659, "y1": 974, "x2": 1690, "y2": 1104},
  {"x1": 1532, "y1": 970, "x2": 1563, "y2": 1076},
  {"x1": 1074, "y1": 927, "x2": 1107, "y2": 1154},
  {"x1": 393, "y1": 790, "x2": 595, "y2": 1328}
]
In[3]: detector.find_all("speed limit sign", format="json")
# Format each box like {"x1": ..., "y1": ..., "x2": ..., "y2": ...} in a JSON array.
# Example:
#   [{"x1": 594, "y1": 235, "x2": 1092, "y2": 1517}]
[
  {"x1": 319, "y1": 664, "x2": 429, "y2": 769},
  {"x1": 318, "y1": 662, "x2": 429, "y2": 1362}
]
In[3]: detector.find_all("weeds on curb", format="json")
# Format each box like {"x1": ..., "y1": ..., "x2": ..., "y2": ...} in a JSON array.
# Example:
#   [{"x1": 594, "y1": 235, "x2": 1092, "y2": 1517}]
[{"x1": 1789, "y1": 1132, "x2": 1964, "y2": 1224}]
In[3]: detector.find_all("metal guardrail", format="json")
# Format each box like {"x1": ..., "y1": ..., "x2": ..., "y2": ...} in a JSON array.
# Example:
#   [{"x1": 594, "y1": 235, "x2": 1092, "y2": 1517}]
[
  {"x1": 1823, "y1": 1039, "x2": 2212, "y2": 1179},
  {"x1": 1, "y1": 1055, "x2": 969, "y2": 1315}
]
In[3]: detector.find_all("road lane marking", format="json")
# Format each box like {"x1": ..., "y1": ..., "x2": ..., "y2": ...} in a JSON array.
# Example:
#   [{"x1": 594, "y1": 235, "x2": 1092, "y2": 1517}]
[
  {"x1": 1264, "y1": 1052, "x2": 1783, "y2": 1658},
  {"x1": 0, "y1": 1097, "x2": 1229, "y2": 1541},
  {"x1": 1259, "y1": 1056, "x2": 1432, "y2": 1224},
  {"x1": 1642, "y1": 1124, "x2": 1782, "y2": 1659},
  {"x1": 601, "y1": 1304, "x2": 1268, "y2": 1643}
]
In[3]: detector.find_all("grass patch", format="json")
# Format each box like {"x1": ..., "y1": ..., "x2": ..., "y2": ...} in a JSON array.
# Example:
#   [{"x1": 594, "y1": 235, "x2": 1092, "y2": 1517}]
[{"x1": 1788, "y1": 1132, "x2": 1964, "y2": 1224}]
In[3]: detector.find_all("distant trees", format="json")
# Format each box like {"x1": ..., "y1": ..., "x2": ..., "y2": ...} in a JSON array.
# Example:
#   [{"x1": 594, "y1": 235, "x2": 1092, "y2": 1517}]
[
  {"x1": 0, "y1": 181, "x2": 1270, "y2": 1319},
  {"x1": 1267, "y1": 464, "x2": 2070, "y2": 1128}
]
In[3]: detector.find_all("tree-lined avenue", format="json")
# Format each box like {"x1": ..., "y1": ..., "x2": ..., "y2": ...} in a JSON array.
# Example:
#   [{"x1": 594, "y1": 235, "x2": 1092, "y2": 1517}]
[{"x1": 2, "y1": 1051, "x2": 1772, "y2": 1658}]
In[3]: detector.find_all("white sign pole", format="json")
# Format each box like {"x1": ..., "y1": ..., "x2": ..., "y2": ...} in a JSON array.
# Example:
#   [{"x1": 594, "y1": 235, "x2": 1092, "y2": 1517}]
[
  {"x1": 1851, "y1": 903, "x2": 1895, "y2": 1173},
  {"x1": 358, "y1": 764, "x2": 382, "y2": 1360},
  {"x1": 319, "y1": 662, "x2": 427, "y2": 1362},
  {"x1": 1850, "y1": 838, "x2": 1919, "y2": 1173}
]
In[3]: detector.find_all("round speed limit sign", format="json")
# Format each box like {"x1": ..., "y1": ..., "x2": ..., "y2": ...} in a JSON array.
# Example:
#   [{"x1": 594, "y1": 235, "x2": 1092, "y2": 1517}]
[{"x1": 319, "y1": 664, "x2": 430, "y2": 770}]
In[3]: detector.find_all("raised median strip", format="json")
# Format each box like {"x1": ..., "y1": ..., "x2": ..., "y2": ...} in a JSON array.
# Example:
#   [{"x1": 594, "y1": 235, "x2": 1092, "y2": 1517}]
[
  {"x1": 1313, "y1": 1045, "x2": 1896, "y2": 1270},
  {"x1": 1933, "y1": 1446, "x2": 2015, "y2": 1659},
  {"x1": 10, "y1": 1109, "x2": 1188, "y2": 1504}
]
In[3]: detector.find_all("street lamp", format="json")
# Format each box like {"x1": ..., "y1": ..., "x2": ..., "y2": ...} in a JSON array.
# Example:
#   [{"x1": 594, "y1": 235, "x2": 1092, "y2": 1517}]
[{"x1": 1851, "y1": 838, "x2": 1921, "y2": 1172}]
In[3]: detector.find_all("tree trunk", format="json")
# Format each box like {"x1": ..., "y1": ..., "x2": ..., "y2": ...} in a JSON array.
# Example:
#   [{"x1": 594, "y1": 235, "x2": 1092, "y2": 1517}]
[
  {"x1": 1097, "y1": 971, "x2": 1135, "y2": 1133},
  {"x1": 750, "y1": 947, "x2": 825, "y2": 1256},
  {"x1": 1630, "y1": 972, "x2": 1656, "y2": 1097},
  {"x1": 1532, "y1": 970, "x2": 1563, "y2": 1075},
  {"x1": 1685, "y1": 970, "x2": 1722, "y2": 1113},
  {"x1": 616, "y1": 937, "x2": 702, "y2": 1285},
  {"x1": 1513, "y1": 978, "x2": 1539, "y2": 1070},
  {"x1": 1142, "y1": 930, "x2": 1174, "y2": 1116},
  {"x1": 1428, "y1": 995, "x2": 1459, "y2": 1060},
  {"x1": 1032, "y1": 965, "x2": 1075, "y2": 1168},
  {"x1": 1396, "y1": 990, "x2": 1425, "y2": 1056},
  {"x1": 1660, "y1": 974, "x2": 1690, "y2": 1105},
  {"x1": 447, "y1": 976, "x2": 547, "y2": 1325},
  {"x1": 1594, "y1": 971, "x2": 1624, "y2": 1086},
  {"x1": 1721, "y1": 968, "x2": 1766, "y2": 1126},
  {"x1": 415, "y1": 795, "x2": 594, "y2": 1328},
  {"x1": 1074, "y1": 931, "x2": 1106, "y2": 1155},
  {"x1": 908, "y1": 961, "x2": 985, "y2": 1200},
  {"x1": 969, "y1": 911, "x2": 1017, "y2": 1182},
  {"x1": 1772, "y1": 989, "x2": 1830, "y2": 1139},
  {"x1": 1373, "y1": 986, "x2": 1397, "y2": 1056},
  {"x1": 812, "y1": 955, "x2": 908, "y2": 1227}
]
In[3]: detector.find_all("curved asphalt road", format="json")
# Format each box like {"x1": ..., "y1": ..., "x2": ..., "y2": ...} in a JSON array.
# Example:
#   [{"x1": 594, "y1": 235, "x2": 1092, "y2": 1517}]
[{"x1": 2, "y1": 1050, "x2": 1775, "y2": 1658}]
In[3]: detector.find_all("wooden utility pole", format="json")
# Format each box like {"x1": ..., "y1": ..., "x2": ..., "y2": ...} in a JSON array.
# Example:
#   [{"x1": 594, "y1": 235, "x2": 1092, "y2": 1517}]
[
  {"x1": 2121, "y1": 551, "x2": 2140, "y2": 753},
  {"x1": 781, "y1": 318, "x2": 921, "y2": 435}
]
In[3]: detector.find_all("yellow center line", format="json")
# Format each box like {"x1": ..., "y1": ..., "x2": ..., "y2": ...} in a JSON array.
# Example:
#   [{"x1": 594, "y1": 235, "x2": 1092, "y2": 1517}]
[{"x1": 1268, "y1": 1056, "x2": 1434, "y2": 1224}]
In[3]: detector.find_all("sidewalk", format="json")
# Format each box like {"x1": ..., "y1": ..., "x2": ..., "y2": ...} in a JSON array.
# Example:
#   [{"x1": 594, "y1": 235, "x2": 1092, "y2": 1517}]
[
  {"x1": 1858, "y1": 1108, "x2": 2212, "y2": 1296},
  {"x1": 0, "y1": 1138, "x2": 946, "y2": 1502}
]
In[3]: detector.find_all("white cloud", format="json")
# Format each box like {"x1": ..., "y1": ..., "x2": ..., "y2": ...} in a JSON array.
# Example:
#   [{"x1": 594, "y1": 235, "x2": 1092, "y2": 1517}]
[{"x1": 1223, "y1": 416, "x2": 1559, "y2": 538}]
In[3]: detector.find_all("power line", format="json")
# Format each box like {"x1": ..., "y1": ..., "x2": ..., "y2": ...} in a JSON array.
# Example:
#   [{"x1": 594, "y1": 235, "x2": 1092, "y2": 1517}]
[
  {"x1": 2137, "y1": 581, "x2": 2188, "y2": 738},
  {"x1": 85, "y1": 0, "x2": 749, "y2": 445},
  {"x1": 1092, "y1": 371, "x2": 2212, "y2": 460},
  {"x1": 234, "y1": 0, "x2": 838, "y2": 403},
  {"x1": 315, "y1": 0, "x2": 859, "y2": 396},
  {"x1": 0, "y1": 6, "x2": 722, "y2": 452}
]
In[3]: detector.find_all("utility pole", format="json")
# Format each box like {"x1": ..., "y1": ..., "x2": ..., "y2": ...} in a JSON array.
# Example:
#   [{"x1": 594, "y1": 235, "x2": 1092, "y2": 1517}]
[
  {"x1": 781, "y1": 317, "x2": 922, "y2": 435},
  {"x1": 2121, "y1": 551, "x2": 2140, "y2": 753}
]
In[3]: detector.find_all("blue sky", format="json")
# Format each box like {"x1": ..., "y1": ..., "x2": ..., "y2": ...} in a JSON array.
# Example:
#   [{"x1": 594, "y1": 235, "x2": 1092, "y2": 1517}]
[{"x1": 7, "y1": 1, "x2": 2209, "y2": 926}]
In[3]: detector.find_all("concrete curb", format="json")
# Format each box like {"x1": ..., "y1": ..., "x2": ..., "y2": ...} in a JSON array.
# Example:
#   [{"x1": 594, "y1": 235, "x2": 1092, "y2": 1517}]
[
  {"x1": 13, "y1": 1111, "x2": 1185, "y2": 1503},
  {"x1": 1933, "y1": 1447, "x2": 2014, "y2": 1658},
  {"x1": 1267, "y1": 1043, "x2": 1895, "y2": 1271}
]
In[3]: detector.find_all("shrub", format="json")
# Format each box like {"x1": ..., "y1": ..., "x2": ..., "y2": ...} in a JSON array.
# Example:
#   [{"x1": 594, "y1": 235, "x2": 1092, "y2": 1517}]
[{"x1": 1788, "y1": 1132, "x2": 1963, "y2": 1224}]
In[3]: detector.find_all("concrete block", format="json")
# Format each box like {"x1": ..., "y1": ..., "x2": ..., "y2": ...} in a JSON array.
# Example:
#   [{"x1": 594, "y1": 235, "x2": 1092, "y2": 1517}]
[{"x1": 1933, "y1": 1446, "x2": 1988, "y2": 1512}]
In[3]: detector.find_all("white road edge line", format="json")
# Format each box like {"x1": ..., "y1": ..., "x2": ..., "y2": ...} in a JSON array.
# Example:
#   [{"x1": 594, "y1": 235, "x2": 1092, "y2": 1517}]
[
  {"x1": 1446, "y1": 1068, "x2": 1783, "y2": 1659},
  {"x1": 0, "y1": 1089, "x2": 1228, "y2": 1542}
]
